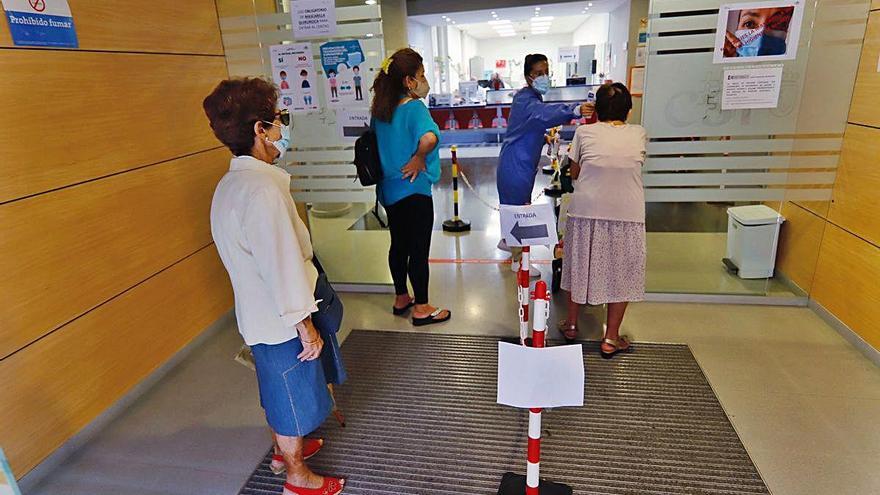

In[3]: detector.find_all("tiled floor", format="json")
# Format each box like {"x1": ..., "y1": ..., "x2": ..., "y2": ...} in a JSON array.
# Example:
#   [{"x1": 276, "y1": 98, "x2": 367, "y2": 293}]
[{"x1": 25, "y1": 260, "x2": 880, "y2": 495}]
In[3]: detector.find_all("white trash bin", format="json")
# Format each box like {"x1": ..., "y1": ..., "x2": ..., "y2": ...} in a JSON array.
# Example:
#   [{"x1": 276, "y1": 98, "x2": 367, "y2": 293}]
[{"x1": 723, "y1": 205, "x2": 785, "y2": 279}]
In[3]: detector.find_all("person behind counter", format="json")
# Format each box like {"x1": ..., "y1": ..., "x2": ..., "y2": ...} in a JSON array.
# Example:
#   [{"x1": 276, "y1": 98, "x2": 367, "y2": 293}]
[{"x1": 496, "y1": 53, "x2": 593, "y2": 275}]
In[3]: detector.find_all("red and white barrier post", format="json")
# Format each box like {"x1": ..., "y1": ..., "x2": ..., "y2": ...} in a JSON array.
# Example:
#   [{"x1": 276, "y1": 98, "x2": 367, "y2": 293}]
[
  {"x1": 526, "y1": 281, "x2": 549, "y2": 494},
  {"x1": 517, "y1": 246, "x2": 532, "y2": 344}
]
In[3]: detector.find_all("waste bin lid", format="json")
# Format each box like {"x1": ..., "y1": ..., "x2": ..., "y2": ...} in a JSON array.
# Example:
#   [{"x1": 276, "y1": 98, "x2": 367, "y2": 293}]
[{"x1": 727, "y1": 205, "x2": 785, "y2": 226}]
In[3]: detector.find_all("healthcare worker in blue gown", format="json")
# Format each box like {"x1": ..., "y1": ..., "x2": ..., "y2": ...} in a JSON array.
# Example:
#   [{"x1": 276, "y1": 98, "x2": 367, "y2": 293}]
[{"x1": 497, "y1": 53, "x2": 593, "y2": 275}]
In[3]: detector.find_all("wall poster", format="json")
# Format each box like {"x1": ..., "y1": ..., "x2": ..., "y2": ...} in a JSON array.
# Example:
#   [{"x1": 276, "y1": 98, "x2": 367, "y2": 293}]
[
  {"x1": 319, "y1": 40, "x2": 367, "y2": 108},
  {"x1": 713, "y1": 1, "x2": 804, "y2": 64},
  {"x1": 270, "y1": 43, "x2": 320, "y2": 114}
]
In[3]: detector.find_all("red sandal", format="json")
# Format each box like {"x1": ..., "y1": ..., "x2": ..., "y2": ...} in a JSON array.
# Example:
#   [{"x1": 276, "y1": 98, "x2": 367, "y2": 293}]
[
  {"x1": 284, "y1": 477, "x2": 345, "y2": 495},
  {"x1": 270, "y1": 438, "x2": 324, "y2": 475}
]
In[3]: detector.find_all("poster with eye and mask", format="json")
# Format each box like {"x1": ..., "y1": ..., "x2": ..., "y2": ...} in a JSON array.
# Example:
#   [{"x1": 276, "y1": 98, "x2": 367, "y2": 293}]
[
  {"x1": 319, "y1": 40, "x2": 367, "y2": 108},
  {"x1": 713, "y1": 1, "x2": 804, "y2": 64}
]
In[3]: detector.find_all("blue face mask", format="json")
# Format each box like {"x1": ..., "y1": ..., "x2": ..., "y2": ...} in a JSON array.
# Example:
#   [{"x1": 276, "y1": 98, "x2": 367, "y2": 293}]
[
  {"x1": 532, "y1": 75, "x2": 551, "y2": 95},
  {"x1": 735, "y1": 27, "x2": 764, "y2": 57},
  {"x1": 265, "y1": 122, "x2": 291, "y2": 163}
]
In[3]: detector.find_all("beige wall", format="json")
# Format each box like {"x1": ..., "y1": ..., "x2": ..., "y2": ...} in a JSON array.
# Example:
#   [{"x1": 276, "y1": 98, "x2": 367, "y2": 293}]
[
  {"x1": 776, "y1": 7, "x2": 880, "y2": 350},
  {"x1": 0, "y1": 0, "x2": 233, "y2": 478},
  {"x1": 627, "y1": 0, "x2": 649, "y2": 124},
  {"x1": 381, "y1": 0, "x2": 409, "y2": 56}
]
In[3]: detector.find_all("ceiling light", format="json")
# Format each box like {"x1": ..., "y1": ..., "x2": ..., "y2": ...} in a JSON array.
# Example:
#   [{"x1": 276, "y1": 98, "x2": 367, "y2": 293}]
[
  {"x1": 491, "y1": 11, "x2": 496, "y2": 14},
  {"x1": 442, "y1": 15, "x2": 447, "y2": 19},
  {"x1": 535, "y1": 6, "x2": 541, "y2": 10},
  {"x1": 366, "y1": 33, "x2": 374, "y2": 37},
  {"x1": 452, "y1": 21, "x2": 456, "y2": 24},
  {"x1": 365, "y1": 0, "x2": 376, "y2": 4},
  {"x1": 589, "y1": 2, "x2": 593, "y2": 6}
]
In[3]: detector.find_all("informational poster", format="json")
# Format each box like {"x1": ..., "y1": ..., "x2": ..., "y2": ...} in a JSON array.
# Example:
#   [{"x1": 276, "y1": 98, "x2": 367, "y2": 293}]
[
  {"x1": 291, "y1": 0, "x2": 336, "y2": 39},
  {"x1": 713, "y1": 1, "x2": 804, "y2": 64},
  {"x1": 1, "y1": 0, "x2": 78, "y2": 48},
  {"x1": 629, "y1": 66, "x2": 646, "y2": 96},
  {"x1": 0, "y1": 448, "x2": 22, "y2": 495},
  {"x1": 722, "y1": 65, "x2": 783, "y2": 110},
  {"x1": 319, "y1": 40, "x2": 367, "y2": 108},
  {"x1": 270, "y1": 43, "x2": 320, "y2": 114},
  {"x1": 635, "y1": 45, "x2": 648, "y2": 66},
  {"x1": 496, "y1": 59, "x2": 507, "y2": 69},
  {"x1": 558, "y1": 46, "x2": 579, "y2": 64},
  {"x1": 336, "y1": 109, "x2": 370, "y2": 141}
]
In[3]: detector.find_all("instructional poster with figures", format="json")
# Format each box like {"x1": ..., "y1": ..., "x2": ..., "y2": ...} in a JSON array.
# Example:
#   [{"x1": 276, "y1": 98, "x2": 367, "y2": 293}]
[
  {"x1": 319, "y1": 40, "x2": 367, "y2": 108},
  {"x1": 713, "y1": 0, "x2": 804, "y2": 64},
  {"x1": 270, "y1": 43, "x2": 320, "y2": 114}
]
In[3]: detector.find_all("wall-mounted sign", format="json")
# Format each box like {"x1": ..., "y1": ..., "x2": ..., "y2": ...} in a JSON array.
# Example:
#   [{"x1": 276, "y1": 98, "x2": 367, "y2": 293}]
[
  {"x1": 336, "y1": 109, "x2": 371, "y2": 141},
  {"x1": 558, "y1": 46, "x2": 579, "y2": 64},
  {"x1": 722, "y1": 65, "x2": 784, "y2": 110},
  {"x1": 320, "y1": 40, "x2": 367, "y2": 108},
  {"x1": 713, "y1": 1, "x2": 804, "y2": 64},
  {"x1": 496, "y1": 59, "x2": 507, "y2": 69},
  {"x1": 270, "y1": 43, "x2": 320, "y2": 114},
  {"x1": 1, "y1": 0, "x2": 78, "y2": 48},
  {"x1": 291, "y1": 0, "x2": 336, "y2": 39}
]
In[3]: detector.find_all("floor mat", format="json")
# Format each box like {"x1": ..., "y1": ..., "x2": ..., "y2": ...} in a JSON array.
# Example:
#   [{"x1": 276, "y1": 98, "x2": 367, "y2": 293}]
[{"x1": 239, "y1": 330, "x2": 768, "y2": 495}]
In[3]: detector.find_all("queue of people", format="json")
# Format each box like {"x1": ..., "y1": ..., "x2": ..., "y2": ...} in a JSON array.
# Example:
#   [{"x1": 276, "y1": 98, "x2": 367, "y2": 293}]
[{"x1": 201, "y1": 47, "x2": 645, "y2": 495}]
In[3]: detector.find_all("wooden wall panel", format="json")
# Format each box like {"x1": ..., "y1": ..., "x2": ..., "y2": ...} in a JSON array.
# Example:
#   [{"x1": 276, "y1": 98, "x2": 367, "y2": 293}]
[
  {"x1": 0, "y1": 0, "x2": 223, "y2": 55},
  {"x1": 776, "y1": 202, "x2": 826, "y2": 292},
  {"x1": 848, "y1": 12, "x2": 880, "y2": 127},
  {"x1": 0, "y1": 51, "x2": 227, "y2": 203},
  {"x1": 828, "y1": 125, "x2": 880, "y2": 246},
  {"x1": 812, "y1": 224, "x2": 880, "y2": 349},
  {"x1": 0, "y1": 148, "x2": 230, "y2": 360},
  {"x1": 0, "y1": 246, "x2": 232, "y2": 477},
  {"x1": 216, "y1": 0, "x2": 277, "y2": 17},
  {"x1": 873, "y1": 0, "x2": 880, "y2": 11}
]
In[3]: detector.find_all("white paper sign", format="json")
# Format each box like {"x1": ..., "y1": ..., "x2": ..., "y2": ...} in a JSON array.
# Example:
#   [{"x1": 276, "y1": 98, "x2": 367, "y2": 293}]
[
  {"x1": 497, "y1": 342, "x2": 585, "y2": 409},
  {"x1": 336, "y1": 109, "x2": 371, "y2": 141},
  {"x1": 500, "y1": 203, "x2": 558, "y2": 247},
  {"x1": 558, "y1": 46, "x2": 579, "y2": 64},
  {"x1": 635, "y1": 46, "x2": 647, "y2": 66},
  {"x1": 722, "y1": 65, "x2": 783, "y2": 110},
  {"x1": 270, "y1": 43, "x2": 320, "y2": 114},
  {"x1": 291, "y1": 0, "x2": 337, "y2": 39}
]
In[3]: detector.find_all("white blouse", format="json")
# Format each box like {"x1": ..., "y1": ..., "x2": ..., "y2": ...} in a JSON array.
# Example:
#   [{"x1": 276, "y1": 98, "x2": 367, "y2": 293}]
[{"x1": 210, "y1": 155, "x2": 319, "y2": 346}]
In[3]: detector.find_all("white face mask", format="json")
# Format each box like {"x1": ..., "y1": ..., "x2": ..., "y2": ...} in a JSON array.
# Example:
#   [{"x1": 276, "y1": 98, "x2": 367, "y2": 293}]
[{"x1": 411, "y1": 78, "x2": 430, "y2": 99}]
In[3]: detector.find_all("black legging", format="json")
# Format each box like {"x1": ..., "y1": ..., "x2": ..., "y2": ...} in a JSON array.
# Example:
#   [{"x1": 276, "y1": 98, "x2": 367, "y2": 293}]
[{"x1": 385, "y1": 194, "x2": 434, "y2": 304}]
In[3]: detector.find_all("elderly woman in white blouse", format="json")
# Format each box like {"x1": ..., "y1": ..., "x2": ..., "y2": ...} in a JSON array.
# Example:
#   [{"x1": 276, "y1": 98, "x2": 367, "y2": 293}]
[
  {"x1": 558, "y1": 83, "x2": 647, "y2": 359},
  {"x1": 203, "y1": 77, "x2": 346, "y2": 495}
]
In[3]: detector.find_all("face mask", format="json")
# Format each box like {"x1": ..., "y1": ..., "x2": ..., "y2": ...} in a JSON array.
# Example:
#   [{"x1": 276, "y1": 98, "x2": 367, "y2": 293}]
[
  {"x1": 532, "y1": 75, "x2": 551, "y2": 95},
  {"x1": 412, "y1": 79, "x2": 430, "y2": 99},
  {"x1": 266, "y1": 123, "x2": 291, "y2": 163},
  {"x1": 734, "y1": 27, "x2": 764, "y2": 57}
]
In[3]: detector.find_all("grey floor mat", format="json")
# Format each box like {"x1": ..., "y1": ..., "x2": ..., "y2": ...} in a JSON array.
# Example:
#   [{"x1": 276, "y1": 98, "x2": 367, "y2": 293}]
[{"x1": 239, "y1": 330, "x2": 768, "y2": 495}]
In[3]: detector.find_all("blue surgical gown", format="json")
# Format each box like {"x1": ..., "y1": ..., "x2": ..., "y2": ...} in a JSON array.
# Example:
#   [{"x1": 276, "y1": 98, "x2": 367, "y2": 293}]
[{"x1": 497, "y1": 87, "x2": 579, "y2": 205}]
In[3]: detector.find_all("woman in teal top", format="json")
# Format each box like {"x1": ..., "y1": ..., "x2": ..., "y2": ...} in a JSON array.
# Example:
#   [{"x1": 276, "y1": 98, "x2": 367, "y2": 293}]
[{"x1": 371, "y1": 47, "x2": 451, "y2": 327}]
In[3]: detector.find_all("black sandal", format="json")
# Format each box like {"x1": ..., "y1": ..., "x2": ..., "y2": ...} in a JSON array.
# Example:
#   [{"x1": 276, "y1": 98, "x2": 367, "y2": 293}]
[
  {"x1": 412, "y1": 309, "x2": 451, "y2": 327},
  {"x1": 392, "y1": 300, "x2": 415, "y2": 316},
  {"x1": 601, "y1": 336, "x2": 632, "y2": 359}
]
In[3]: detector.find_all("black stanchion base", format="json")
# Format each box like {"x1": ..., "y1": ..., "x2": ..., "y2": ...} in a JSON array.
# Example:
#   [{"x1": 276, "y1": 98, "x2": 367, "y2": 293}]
[
  {"x1": 541, "y1": 165, "x2": 555, "y2": 175},
  {"x1": 442, "y1": 219, "x2": 472, "y2": 232},
  {"x1": 544, "y1": 185, "x2": 564, "y2": 197},
  {"x1": 497, "y1": 472, "x2": 573, "y2": 495}
]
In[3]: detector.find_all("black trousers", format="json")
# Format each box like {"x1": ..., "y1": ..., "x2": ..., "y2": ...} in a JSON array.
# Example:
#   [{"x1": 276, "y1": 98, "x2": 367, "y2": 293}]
[{"x1": 385, "y1": 194, "x2": 434, "y2": 304}]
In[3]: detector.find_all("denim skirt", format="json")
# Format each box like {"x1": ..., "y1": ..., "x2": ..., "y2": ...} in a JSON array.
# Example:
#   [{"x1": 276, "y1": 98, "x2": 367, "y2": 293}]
[{"x1": 251, "y1": 273, "x2": 347, "y2": 437}]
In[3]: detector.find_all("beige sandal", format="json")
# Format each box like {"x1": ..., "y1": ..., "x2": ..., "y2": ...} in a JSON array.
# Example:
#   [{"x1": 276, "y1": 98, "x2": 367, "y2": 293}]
[
  {"x1": 601, "y1": 336, "x2": 631, "y2": 359},
  {"x1": 557, "y1": 320, "x2": 579, "y2": 342}
]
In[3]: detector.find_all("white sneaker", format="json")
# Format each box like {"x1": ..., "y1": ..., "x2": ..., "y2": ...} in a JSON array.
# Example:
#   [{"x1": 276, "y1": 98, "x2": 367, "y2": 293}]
[
  {"x1": 510, "y1": 261, "x2": 541, "y2": 277},
  {"x1": 497, "y1": 239, "x2": 512, "y2": 253}
]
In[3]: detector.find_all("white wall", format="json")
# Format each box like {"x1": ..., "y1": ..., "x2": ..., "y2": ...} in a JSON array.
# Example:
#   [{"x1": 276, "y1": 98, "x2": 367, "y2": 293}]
[
  {"x1": 407, "y1": 20, "x2": 436, "y2": 91},
  {"x1": 607, "y1": 1, "x2": 631, "y2": 83},
  {"x1": 475, "y1": 32, "x2": 575, "y2": 88},
  {"x1": 572, "y1": 14, "x2": 610, "y2": 80}
]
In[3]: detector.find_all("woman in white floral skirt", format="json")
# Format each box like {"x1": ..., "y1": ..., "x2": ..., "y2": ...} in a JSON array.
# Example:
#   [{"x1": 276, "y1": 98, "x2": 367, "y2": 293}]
[{"x1": 558, "y1": 82, "x2": 646, "y2": 358}]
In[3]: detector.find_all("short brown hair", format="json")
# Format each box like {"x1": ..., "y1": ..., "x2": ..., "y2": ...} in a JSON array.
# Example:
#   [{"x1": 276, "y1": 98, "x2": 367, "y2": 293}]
[
  {"x1": 370, "y1": 48, "x2": 423, "y2": 122},
  {"x1": 203, "y1": 77, "x2": 278, "y2": 156}
]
